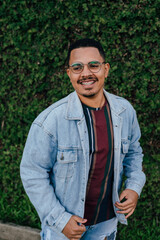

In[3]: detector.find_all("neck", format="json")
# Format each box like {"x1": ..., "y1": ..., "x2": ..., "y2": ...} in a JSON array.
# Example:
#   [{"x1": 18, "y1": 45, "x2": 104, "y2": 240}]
[{"x1": 78, "y1": 92, "x2": 105, "y2": 108}]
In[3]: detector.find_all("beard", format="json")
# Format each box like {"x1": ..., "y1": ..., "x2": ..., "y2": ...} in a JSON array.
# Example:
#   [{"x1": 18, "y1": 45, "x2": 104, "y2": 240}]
[
  {"x1": 77, "y1": 75, "x2": 98, "y2": 98},
  {"x1": 82, "y1": 92, "x2": 96, "y2": 98}
]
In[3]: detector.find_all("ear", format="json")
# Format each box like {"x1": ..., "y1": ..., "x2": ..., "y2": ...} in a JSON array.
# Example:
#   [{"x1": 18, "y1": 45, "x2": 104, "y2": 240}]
[
  {"x1": 66, "y1": 68, "x2": 71, "y2": 78},
  {"x1": 104, "y1": 63, "x2": 110, "y2": 78}
]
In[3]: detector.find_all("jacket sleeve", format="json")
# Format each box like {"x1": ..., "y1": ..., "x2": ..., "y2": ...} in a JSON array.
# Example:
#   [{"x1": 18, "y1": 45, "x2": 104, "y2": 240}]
[
  {"x1": 20, "y1": 123, "x2": 72, "y2": 233},
  {"x1": 123, "y1": 108, "x2": 146, "y2": 196}
]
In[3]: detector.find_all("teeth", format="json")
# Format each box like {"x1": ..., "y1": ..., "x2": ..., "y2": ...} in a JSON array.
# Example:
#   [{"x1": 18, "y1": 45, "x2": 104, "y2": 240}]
[{"x1": 81, "y1": 81, "x2": 94, "y2": 85}]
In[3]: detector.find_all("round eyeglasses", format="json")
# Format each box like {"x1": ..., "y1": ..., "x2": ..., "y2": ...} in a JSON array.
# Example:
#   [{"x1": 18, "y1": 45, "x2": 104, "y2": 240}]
[{"x1": 68, "y1": 61, "x2": 105, "y2": 74}]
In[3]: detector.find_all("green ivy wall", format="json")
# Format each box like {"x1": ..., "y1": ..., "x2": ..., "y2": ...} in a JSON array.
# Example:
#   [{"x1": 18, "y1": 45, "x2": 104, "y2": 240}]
[{"x1": 0, "y1": 0, "x2": 159, "y2": 239}]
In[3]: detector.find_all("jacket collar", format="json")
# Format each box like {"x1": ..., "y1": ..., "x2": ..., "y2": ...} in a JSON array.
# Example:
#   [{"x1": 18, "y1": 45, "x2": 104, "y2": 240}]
[
  {"x1": 103, "y1": 90, "x2": 126, "y2": 115},
  {"x1": 66, "y1": 90, "x2": 126, "y2": 120}
]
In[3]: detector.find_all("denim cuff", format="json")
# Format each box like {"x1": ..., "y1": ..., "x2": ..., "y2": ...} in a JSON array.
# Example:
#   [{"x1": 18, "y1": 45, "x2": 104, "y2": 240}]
[
  {"x1": 55, "y1": 211, "x2": 72, "y2": 233},
  {"x1": 125, "y1": 181, "x2": 143, "y2": 196}
]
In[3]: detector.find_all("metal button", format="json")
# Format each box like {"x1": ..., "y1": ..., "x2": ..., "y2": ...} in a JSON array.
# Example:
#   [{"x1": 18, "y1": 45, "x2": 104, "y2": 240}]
[{"x1": 60, "y1": 153, "x2": 64, "y2": 160}]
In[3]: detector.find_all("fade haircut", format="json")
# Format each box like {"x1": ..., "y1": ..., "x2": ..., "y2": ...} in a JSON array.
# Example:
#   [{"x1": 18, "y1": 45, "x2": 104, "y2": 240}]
[{"x1": 66, "y1": 38, "x2": 106, "y2": 67}]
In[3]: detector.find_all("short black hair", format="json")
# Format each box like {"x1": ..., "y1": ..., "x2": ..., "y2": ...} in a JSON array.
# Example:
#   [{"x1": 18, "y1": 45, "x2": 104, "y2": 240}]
[{"x1": 65, "y1": 38, "x2": 106, "y2": 67}]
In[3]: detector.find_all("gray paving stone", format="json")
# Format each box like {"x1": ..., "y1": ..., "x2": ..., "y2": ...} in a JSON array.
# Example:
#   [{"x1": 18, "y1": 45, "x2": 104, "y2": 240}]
[{"x1": 0, "y1": 221, "x2": 40, "y2": 240}]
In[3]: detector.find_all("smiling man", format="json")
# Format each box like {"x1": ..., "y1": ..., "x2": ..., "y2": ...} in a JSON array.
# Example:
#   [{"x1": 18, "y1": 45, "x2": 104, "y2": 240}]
[
  {"x1": 67, "y1": 47, "x2": 109, "y2": 107},
  {"x1": 20, "y1": 39, "x2": 146, "y2": 240}
]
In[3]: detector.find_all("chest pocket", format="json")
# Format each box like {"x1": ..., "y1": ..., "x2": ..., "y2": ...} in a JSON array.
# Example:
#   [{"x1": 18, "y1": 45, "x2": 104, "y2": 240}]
[{"x1": 54, "y1": 149, "x2": 77, "y2": 178}]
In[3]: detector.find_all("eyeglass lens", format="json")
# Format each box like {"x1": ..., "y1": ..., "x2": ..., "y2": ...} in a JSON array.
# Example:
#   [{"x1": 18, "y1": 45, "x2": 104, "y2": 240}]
[{"x1": 70, "y1": 61, "x2": 102, "y2": 73}]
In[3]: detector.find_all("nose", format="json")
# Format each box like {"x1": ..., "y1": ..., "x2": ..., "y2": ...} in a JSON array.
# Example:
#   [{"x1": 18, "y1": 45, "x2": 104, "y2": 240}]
[{"x1": 81, "y1": 64, "x2": 92, "y2": 77}]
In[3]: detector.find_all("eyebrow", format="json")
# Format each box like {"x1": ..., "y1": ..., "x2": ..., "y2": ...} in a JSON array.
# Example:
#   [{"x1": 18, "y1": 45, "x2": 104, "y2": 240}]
[{"x1": 71, "y1": 61, "x2": 100, "y2": 65}]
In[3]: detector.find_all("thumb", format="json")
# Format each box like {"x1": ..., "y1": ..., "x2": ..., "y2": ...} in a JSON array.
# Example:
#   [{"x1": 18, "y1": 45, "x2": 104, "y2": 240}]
[
  {"x1": 73, "y1": 215, "x2": 87, "y2": 224},
  {"x1": 119, "y1": 190, "x2": 127, "y2": 202}
]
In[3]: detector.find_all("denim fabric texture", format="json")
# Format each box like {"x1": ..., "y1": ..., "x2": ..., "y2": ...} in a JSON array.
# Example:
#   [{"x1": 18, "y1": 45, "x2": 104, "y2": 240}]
[
  {"x1": 42, "y1": 217, "x2": 117, "y2": 240},
  {"x1": 81, "y1": 217, "x2": 117, "y2": 240},
  {"x1": 20, "y1": 90, "x2": 146, "y2": 239}
]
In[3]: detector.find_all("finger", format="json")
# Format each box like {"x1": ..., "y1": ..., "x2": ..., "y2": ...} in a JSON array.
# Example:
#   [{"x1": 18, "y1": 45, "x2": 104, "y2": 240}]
[
  {"x1": 74, "y1": 224, "x2": 86, "y2": 234},
  {"x1": 71, "y1": 234, "x2": 83, "y2": 239},
  {"x1": 115, "y1": 196, "x2": 128, "y2": 204},
  {"x1": 71, "y1": 230, "x2": 85, "y2": 238},
  {"x1": 119, "y1": 192, "x2": 127, "y2": 202},
  {"x1": 79, "y1": 225, "x2": 86, "y2": 232},
  {"x1": 116, "y1": 208, "x2": 135, "y2": 219},
  {"x1": 76, "y1": 222, "x2": 86, "y2": 229},
  {"x1": 74, "y1": 227, "x2": 86, "y2": 235},
  {"x1": 119, "y1": 205, "x2": 133, "y2": 211},
  {"x1": 116, "y1": 206, "x2": 133, "y2": 214},
  {"x1": 115, "y1": 202, "x2": 134, "y2": 210},
  {"x1": 116, "y1": 196, "x2": 135, "y2": 206},
  {"x1": 115, "y1": 200, "x2": 131, "y2": 208},
  {"x1": 71, "y1": 238, "x2": 81, "y2": 240},
  {"x1": 125, "y1": 209, "x2": 135, "y2": 219},
  {"x1": 69, "y1": 229, "x2": 84, "y2": 238},
  {"x1": 73, "y1": 216, "x2": 87, "y2": 224}
]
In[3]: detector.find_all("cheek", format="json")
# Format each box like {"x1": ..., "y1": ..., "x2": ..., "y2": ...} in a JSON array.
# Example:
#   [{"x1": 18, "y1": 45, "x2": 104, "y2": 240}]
[
  {"x1": 70, "y1": 77, "x2": 78, "y2": 88},
  {"x1": 70, "y1": 74, "x2": 79, "y2": 83},
  {"x1": 96, "y1": 73, "x2": 105, "y2": 83},
  {"x1": 70, "y1": 76, "x2": 76, "y2": 84}
]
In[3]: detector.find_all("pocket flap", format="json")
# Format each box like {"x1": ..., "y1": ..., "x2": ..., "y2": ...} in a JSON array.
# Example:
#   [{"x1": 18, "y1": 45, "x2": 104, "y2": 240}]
[
  {"x1": 57, "y1": 149, "x2": 77, "y2": 163},
  {"x1": 121, "y1": 140, "x2": 130, "y2": 154}
]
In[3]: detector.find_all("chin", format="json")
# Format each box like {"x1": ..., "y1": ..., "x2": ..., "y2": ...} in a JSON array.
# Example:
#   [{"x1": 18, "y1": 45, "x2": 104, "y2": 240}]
[{"x1": 82, "y1": 93, "x2": 96, "y2": 98}]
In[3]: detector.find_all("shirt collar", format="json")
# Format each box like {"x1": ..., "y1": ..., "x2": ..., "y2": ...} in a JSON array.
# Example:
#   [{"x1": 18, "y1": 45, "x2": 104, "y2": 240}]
[{"x1": 65, "y1": 90, "x2": 126, "y2": 120}]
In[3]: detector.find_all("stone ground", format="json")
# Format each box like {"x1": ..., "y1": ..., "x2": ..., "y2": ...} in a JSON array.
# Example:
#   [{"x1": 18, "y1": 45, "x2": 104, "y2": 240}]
[{"x1": 0, "y1": 221, "x2": 40, "y2": 240}]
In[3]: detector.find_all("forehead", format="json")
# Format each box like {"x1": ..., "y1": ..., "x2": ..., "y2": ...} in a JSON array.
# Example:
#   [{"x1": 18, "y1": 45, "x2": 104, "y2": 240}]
[{"x1": 69, "y1": 47, "x2": 103, "y2": 64}]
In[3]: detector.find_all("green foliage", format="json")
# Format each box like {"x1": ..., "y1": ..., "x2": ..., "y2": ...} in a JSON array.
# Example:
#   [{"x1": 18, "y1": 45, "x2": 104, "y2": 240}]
[
  {"x1": 0, "y1": 0, "x2": 159, "y2": 239},
  {"x1": 117, "y1": 157, "x2": 160, "y2": 239}
]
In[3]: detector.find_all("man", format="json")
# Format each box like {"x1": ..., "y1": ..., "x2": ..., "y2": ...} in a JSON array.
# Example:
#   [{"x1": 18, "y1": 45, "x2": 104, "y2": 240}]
[{"x1": 20, "y1": 39, "x2": 146, "y2": 240}]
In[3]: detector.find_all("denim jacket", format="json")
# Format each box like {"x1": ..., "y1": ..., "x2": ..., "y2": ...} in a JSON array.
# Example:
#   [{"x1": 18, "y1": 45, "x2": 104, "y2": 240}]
[{"x1": 20, "y1": 90, "x2": 146, "y2": 236}]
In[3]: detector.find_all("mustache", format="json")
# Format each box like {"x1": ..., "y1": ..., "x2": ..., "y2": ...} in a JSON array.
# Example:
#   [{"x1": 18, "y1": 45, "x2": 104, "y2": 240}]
[{"x1": 77, "y1": 75, "x2": 98, "y2": 83}]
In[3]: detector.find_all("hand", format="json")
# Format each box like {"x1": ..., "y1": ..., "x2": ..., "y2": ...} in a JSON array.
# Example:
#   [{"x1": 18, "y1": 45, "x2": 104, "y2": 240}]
[
  {"x1": 115, "y1": 189, "x2": 138, "y2": 219},
  {"x1": 62, "y1": 215, "x2": 87, "y2": 240}
]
